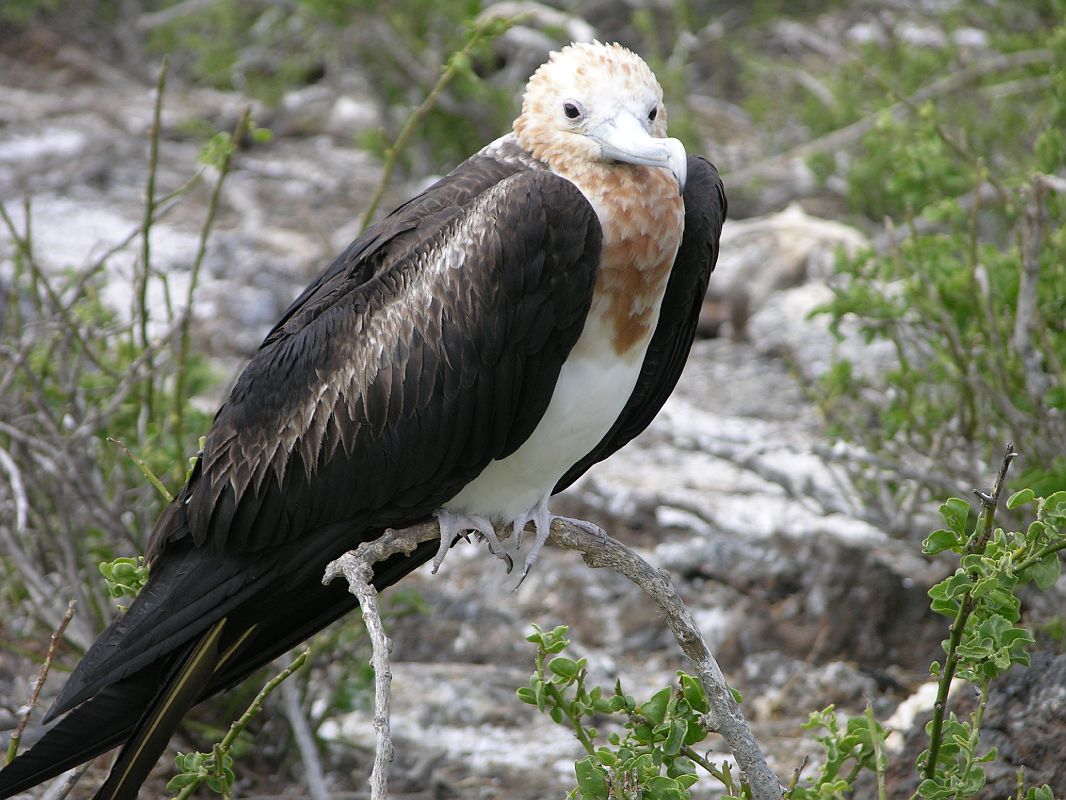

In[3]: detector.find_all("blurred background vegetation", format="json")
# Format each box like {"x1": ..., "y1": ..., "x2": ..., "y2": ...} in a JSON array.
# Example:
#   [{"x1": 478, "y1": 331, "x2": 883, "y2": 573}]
[{"x1": 1, "y1": 0, "x2": 1065, "y2": 796}]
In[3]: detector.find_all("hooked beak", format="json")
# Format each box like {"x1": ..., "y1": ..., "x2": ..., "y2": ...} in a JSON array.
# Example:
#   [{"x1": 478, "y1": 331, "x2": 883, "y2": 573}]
[{"x1": 588, "y1": 110, "x2": 687, "y2": 194}]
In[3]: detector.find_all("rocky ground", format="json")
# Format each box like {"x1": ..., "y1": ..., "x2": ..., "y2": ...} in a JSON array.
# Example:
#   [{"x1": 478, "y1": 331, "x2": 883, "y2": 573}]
[{"x1": 1, "y1": 8, "x2": 1063, "y2": 800}]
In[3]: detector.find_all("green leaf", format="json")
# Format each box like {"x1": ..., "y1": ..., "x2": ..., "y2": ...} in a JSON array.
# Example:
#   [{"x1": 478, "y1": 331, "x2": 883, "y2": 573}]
[
  {"x1": 165, "y1": 774, "x2": 200, "y2": 791},
  {"x1": 549, "y1": 657, "x2": 582, "y2": 679},
  {"x1": 676, "y1": 773, "x2": 698, "y2": 789},
  {"x1": 664, "y1": 719, "x2": 687, "y2": 756},
  {"x1": 923, "y1": 528, "x2": 959, "y2": 554},
  {"x1": 940, "y1": 497, "x2": 971, "y2": 536},
  {"x1": 644, "y1": 775, "x2": 688, "y2": 800},
  {"x1": 679, "y1": 673, "x2": 708, "y2": 713},
  {"x1": 516, "y1": 687, "x2": 536, "y2": 705},
  {"x1": 640, "y1": 687, "x2": 672, "y2": 726},
  {"x1": 1029, "y1": 552, "x2": 1062, "y2": 589},
  {"x1": 1043, "y1": 491, "x2": 1066, "y2": 517},
  {"x1": 1006, "y1": 488, "x2": 1037, "y2": 509},
  {"x1": 574, "y1": 757, "x2": 609, "y2": 799},
  {"x1": 594, "y1": 748, "x2": 619, "y2": 767}
]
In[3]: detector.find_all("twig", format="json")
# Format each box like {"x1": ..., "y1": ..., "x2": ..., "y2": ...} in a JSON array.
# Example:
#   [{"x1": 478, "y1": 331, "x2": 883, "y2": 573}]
[
  {"x1": 0, "y1": 203, "x2": 116, "y2": 379},
  {"x1": 136, "y1": 0, "x2": 221, "y2": 30},
  {"x1": 279, "y1": 676, "x2": 330, "y2": 800},
  {"x1": 1013, "y1": 178, "x2": 1048, "y2": 401},
  {"x1": 546, "y1": 520, "x2": 782, "y2": 799},
  {"x1": 323, "y1": 519, "x2": 784, "y2": 800},
  {"x1": 4, "y1": 600, "x2": 76, "y2": 765},
  {"x1": 358, "y1": 18, "x2": 516, "y2": 232},
  {"x1": 135, "y1": 56, "x2": 169, "y2": 422},
  {"x1": 725, "y1": 48, "x2": 1051, "y2": 188},
  {"x1": 38, "y1": 763, "x2": 92, "y2": 800},
  {"x1": 0, "y1": 446, "x2": 28, "y2": 536},
  {"x1": 173, "y1": 107, "x2": 251, "y2": 457},
  {"x1": 323, "y1": 554, "x2": 394, "y2": 800},
  {"x1": 174, "y1": 648, "x2": 310, "y2": 800},
  {"x1": 105, "y1": 437, "x2": 173, "y2": 502},
  {"x1": 864, "y1": 704, "x2": 887, "y2": 800},
  {"x1": 922, "y1": 443, "x2": 1017, "y2": 781}
]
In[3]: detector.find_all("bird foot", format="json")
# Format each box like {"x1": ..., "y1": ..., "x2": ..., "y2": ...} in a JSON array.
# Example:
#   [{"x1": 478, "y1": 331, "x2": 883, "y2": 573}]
[
  {"x1": 432, "y1": 510, "x2": 512, "y2": 574},
  {"x1": 510, "y1": 497, "x2": 606, "y2": 590}
]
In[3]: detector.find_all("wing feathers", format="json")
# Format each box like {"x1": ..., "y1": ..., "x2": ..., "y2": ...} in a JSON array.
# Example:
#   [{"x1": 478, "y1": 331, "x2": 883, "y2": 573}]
[{"x1": 49, "y1": 165, "x2": 600, "y2": 720}]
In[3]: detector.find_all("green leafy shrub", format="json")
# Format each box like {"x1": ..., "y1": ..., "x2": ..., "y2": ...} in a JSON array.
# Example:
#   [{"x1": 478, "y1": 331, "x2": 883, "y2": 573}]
[
  {"x1": 809, "y1": 22, "x2": 1066, "y2": 517},
  {"x1": 524, "y1": 456, "x2": 1062, "y2": 799},
  {"x1": 518, "y1": 624, "x2": 739, "y2": 800}
]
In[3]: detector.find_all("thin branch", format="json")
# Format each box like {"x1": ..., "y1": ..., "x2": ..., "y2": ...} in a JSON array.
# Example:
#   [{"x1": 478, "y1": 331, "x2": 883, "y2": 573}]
[
  {"x1": 923, "y1": 443, "x2": 1017, "y2": 781},
  {"x1": 279, "y1": 677, "x2": 330, "y2": 800},
  {"x1": 136, "y1": 0, "x2": 221, "y2": 30},
  {"x1": 4, "y1": 600, "x2": 76, "y2": 765},
  {"x1": 173, "y1": 107, "x2": 251, "y2": 457},
  {"x1": 322, "y1": 554, "x2": 394, "y2": 800},
  {"x1": 38, "y1": 763, "x2": 92, "y2": 800},
  {"x1": 323, "y1": 519, "x2": 784, "y2": 800},
  {"x1": 358, "y1": 18, "x2": 518, "y2": 232},
  {"x1": 105, "y1": 437, "x2": 173, "y2": 502},
  {"x1": 174, "y1": 649, "x2": 310, "y2": 800},
  {"x1": 1013, "y1": 178, "x2": 1048, "y2": 401},
  {"x1": 725, "y1": 48, "x2": 1052, "y2": 188},
  {"x1": 135, "y1": 56, "x2": 169, "y2": 421},
  {"x1": 0, "y1": 204, "x2": 116, "y2": 379},
  {"x1": 0, "y1": 446, "x2": 28, "y2": 536}
]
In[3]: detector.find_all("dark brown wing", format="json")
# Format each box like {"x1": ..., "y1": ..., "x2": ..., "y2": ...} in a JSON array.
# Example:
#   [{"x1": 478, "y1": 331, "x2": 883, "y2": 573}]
[
  {"x1": 67, "y1": 164, "x2": 601, "y2": 706},
  {"x1": 554, "y1": 156, "x2": 727, "y2": 492}
]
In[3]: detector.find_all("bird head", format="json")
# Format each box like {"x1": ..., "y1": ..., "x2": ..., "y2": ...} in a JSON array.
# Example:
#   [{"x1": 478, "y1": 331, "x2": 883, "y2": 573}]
[{"x1": 514, "y1": 41, "x2": 687, "y2": 193}]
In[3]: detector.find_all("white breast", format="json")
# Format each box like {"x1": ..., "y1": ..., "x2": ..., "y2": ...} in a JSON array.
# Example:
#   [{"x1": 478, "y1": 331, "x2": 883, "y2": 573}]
[{"x1": 443, "y1": 312, "x2": 652, "y2": 522}]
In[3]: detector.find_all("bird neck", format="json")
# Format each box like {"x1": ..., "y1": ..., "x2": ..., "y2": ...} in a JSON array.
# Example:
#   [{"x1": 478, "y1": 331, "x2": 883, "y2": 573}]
[{"x1": 556, "y1": 160, "x2": 685, "y2": 357}]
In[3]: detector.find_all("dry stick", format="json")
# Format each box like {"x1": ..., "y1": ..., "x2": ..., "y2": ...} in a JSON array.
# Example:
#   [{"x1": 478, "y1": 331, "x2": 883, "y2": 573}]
[
  {"x1": 1013, "y1": 179, "x2": 1047, "y2": 401},
  {"x1": 279, "y1": 677, "x2": 331, "y2": 800},
  {"x1": 323, "y1": 554, "x2": 394, "y2": 800},
  {"x1": 38, "y1": 762, "x2": 92, "y2": 800},
  {"x1": 324, "y1": 520, "x2": 784, "y2": 800},
  {"x1": 548, "y1": 521, "x2": 782, "y2": 800},
  {"x1": 0, "y1": 204, "x2": 116, "y2": 380},
  {"x1": 4, "y1": 599, "x2": 76, "y2": 765}
]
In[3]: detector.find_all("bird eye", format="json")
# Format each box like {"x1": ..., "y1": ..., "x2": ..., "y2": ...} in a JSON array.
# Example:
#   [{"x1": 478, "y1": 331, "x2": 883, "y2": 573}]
[
  {"x1": 648, "y1": 106, "x2": 658, "y2": 122},
  {"x1": 563, "y1": 101, "x2": 582, "y2": 120}
]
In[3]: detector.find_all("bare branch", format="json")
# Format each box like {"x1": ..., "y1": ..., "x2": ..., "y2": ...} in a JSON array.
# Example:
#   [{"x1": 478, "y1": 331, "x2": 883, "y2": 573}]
[
  {"x1": 4, "y1": 600, "x2": 76, "y2": 765},
  {"x1": 279, "y1": 677, "x2": 331, "y2": 800},
  {"x1": 324, "y1": 520, "x2": 784, "y2": 800},
  {"x1": 323, "y1": 554, "x2": 394, "y2": 800},
  {"x1": 726, "y1": 48, "x2": 1052, "y2": 188},
  {"x1": 135, "y1": 0, "x2": 221, "y2": 31}
]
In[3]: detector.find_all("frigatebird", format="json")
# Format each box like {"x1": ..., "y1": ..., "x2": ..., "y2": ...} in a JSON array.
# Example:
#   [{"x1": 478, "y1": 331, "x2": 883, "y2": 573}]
[{"x1": 0, "y1": 41, "x2": 726, "y2": 799}]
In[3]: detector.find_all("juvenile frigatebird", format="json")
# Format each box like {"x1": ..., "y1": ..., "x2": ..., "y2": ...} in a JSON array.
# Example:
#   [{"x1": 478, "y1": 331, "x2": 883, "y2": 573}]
[{"x1": 0, "y1": 41, "x2": 726, "y2": 799}]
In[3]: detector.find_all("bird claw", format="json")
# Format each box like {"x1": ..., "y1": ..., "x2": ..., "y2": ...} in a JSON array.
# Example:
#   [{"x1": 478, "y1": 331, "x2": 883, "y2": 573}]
[
  {"x1": 435, "y1": 502, "x2": 604, "y2": 588},
  {"x1": 432, "y1": 510, "x2": 511, "y2": 574},
  {"x1": 510, "y1": 498, "x2": 604, "y2": 590}
]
